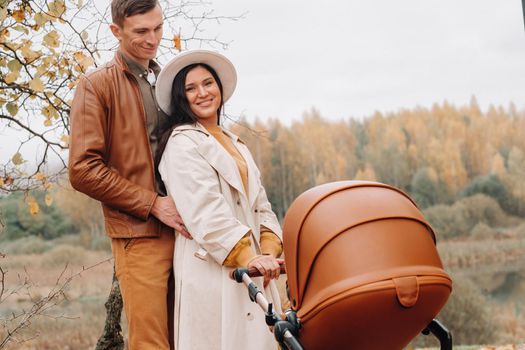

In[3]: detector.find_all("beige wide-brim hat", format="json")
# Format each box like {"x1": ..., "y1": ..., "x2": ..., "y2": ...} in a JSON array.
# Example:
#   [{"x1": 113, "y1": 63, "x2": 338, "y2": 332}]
[{"x1": 156, "y1": 49, "x2": 237, "y2": 115}]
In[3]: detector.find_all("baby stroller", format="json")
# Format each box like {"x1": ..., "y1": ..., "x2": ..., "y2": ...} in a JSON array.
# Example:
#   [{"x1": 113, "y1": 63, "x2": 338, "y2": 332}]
[{"x1": 232, "y1": 181, "x2": 452, "y2": 350}]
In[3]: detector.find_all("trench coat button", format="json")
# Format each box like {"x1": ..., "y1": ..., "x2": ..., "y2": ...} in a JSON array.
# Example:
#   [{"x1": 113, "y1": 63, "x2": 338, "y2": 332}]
[
  {"x1": 254, "y1": 209, "x2": 258, "y2": 213},
  {"x1": 246, "y1": 312, "x2": 254, "y2": 321},
  {"x1": 236, "y1": 200, "x2": 241, "y2": 205}
]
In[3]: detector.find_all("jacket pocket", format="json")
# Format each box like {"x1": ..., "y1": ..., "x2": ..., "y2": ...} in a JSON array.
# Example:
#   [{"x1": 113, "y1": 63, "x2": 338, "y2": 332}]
[
  {"x1": 105, "y1": 218, "x2": 133, "y2": 238},
  {"x1": 124, "y1": 238, "x2": 137, "y2": 251},
  {"x1": 103, "y1": 206, "x2": 129, "y2": 221}
]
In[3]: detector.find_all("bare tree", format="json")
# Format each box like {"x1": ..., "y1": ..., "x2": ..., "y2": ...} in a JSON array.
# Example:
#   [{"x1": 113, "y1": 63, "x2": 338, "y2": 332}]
[{"x1": 0, "y1": 0, "x2": 243, "y2": 193}]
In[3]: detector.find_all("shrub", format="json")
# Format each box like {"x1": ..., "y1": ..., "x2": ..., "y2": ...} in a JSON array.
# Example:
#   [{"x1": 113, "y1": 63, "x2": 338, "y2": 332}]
[
  {"x1": 410, "y1": 277, "x2": 501, "y2": 347},
  {"x1": 90, "y1": 235, "x2": 111, "y2": 251},
  {"x1": 424, "y1": 194, "x2": 509, "y2": 239},
  {"x1": 0, "y1": 191, "x2": 80, "y2": 241},
  {"x1": 41, "y1": 245, "x2": 87, "y2": 267},
  {"x1": 460, "y1": 174, "x2": 517, "y2": 215},
  {"x1": 470, "y1": 222, "x2": 496, "y2": 239},
  {"x1": 410, "y1": 167, "x2": 449, "y2": 209},
  {"x1": 1, "y1": 236, "x2": 53, "y2": 255},
  {"x1": 53, "y1": 232, "x2": 111, "y2": 251}
]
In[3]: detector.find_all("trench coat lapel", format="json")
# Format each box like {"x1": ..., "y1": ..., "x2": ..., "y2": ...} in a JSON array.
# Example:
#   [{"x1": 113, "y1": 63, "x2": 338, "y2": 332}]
[{"x1": 174, "y1": 124, "x2": 247, "y2": 198}]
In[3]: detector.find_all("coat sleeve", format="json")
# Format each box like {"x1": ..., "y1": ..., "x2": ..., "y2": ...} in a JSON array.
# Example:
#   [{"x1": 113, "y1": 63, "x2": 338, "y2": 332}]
[
  {"x1": 68, "y1": 75, "x2": 158, "y2": 220},
  {"x1": 159, "y1": 132, "x2": 251, "y2": 265}
]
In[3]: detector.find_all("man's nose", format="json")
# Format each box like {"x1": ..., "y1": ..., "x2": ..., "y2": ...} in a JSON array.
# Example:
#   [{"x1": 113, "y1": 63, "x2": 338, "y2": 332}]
[{"x1": 145, "y1": 31, "x2": 156, "y2": 44}]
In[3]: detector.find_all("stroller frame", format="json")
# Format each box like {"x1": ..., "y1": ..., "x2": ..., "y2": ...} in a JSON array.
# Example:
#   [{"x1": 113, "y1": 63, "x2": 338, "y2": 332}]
[{"x1": 232, "y1": 266, "x2": 453, "y2": 350}]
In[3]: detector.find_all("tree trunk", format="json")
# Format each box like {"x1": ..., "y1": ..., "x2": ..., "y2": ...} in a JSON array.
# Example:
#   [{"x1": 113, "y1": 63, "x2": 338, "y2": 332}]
[{"x1": 95, "y1": 271, "x2": 124, "y2": 350}]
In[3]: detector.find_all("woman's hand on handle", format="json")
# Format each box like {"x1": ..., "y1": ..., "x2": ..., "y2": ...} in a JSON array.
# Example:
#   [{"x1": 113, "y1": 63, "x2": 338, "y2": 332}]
[{"x1": 247, "y1": 255, "x2": 284, "y2": 287}]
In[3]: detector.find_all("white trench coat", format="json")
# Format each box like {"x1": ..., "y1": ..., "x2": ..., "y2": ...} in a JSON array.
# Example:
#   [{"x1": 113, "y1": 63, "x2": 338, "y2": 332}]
[{"x1": 158, "y1": 123, "x2": 283, "y2": 350}]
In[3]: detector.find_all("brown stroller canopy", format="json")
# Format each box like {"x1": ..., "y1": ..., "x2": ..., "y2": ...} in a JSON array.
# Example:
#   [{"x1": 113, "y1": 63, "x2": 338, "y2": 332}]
[{"x1": 282, "y1": 181, "x2": 452, "y2": 350}]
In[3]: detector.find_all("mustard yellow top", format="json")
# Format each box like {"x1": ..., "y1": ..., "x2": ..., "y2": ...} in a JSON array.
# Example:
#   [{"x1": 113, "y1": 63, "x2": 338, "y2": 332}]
[{"x1": 205, "y1": 125, "x2": 282, "y2": 267}]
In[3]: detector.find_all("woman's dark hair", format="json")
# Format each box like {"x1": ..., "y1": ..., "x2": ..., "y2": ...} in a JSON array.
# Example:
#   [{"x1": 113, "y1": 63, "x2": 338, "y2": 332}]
[{"x1": 154, "y1": 63, "x2": 224, "y2": 188}]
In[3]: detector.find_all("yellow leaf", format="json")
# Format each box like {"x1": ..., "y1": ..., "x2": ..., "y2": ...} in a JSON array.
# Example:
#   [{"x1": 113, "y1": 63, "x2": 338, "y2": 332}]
[
  {"x1": 41, "y1": 106, "x2": 51, "y2": 118},
  {"x1": 80, "y1": 56, "x2": 94, "y2": 71},
  {"x1": 81, "y1": 31, "x2": 88, "y2": 40},
  {"x1": 6, "y1": 102, "x2": 18, "y2": 116},
  {"x1": 0, "y1": 177, "x2": 4, "y2": 187},
  {"x1": 44, "y1": 118, "x2": 52, "y2": 127},
  {"x1": 7, "y1": 59, "x2": 22, "y2": 73},
  {"x1": 13, "y1": 25, "x2": 29, "y2": 34},
  {"x1": 34, "y1": 12, "x2": 47, "y2": 26},
  {"x1": 27, "y1": 197, "x2": 40, "y2": 216},
  {"x1": 34, "y1": 172, "x2": 47, "y2": 181},
  {"x1": 5, "y1": 176, "x2": 14, "y2": 185},
  {"x1": 42, "y1": 105, "x2": 58, "y2": 119},
  {"x1": 43, "y1": 30, "x2": 60, "y2": 48},
  {"x1": 67, "y1": 79, "x2": 79, "y2": 89},
  {"x1": 29, "y1": 77, "x2": 45, "y2": 92},
  {"x1": 45, "y1": 193, "x2": 53, "y2": 206},
  {"x1": 5, "y1": 71, "x2": 19, "y2": 84},
  {"x1": 73, "y1": 51, "x2": 84, "y2": 61},
  {"x1": 12, "y1": 152, "x2": 25, "y2": 165},
  {"x1": 73, "y1": 51, "x2": 93, "y2": 71},
  {"x1": 0, "y1": 7, "x2": 8, "y2": 22},
  {"x1": 60, "y1": 134, "x2": 69, "y2": 146},
  {"x1": 173, "y1": 34, "x2": 181, "y2": 51},
  {"x1": 12, "y1": 9, "x2": 25, "y2": 23},
  {"x1": 21, "y1": 41, "x2": 40, "y2": 63},
  {"x1": 37, "y1": 63, "x2": 49, "y2": 75},
  {"x1": 0, "y1": 28, "x2": 10, "y2": 41},
  {"x1": 48, "y1": 0, "x2": 66, "y2": 18}
]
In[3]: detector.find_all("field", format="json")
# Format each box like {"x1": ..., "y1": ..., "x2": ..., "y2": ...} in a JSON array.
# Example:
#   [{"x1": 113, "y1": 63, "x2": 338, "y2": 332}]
[
  {"x1": 1, "y1": 233, "x2": 525, "y2": 349},
  {"x1": 0, "y1": 243, "x2": 115, "y2": 349}
]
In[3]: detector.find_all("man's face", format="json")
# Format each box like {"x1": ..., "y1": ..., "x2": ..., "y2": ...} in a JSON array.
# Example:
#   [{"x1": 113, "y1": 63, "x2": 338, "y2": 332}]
[{"x1": 110, "y1": 5, "x2": 163, "y2": 67}]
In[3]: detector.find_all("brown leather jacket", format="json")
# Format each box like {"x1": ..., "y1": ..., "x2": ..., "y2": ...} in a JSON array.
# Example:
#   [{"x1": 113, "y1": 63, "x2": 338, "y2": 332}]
[{"x1": 68, "y1": 53, "x2": 171, "y2": 238}]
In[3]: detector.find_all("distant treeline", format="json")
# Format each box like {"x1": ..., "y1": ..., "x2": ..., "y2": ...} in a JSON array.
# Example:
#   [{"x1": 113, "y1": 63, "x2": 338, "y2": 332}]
[
  {"x1": 231, "y1": 97, "x2": 525, "y2": 225},
  {"x1": 1, "y1": 98, "x2": 524, "y2": 242}
]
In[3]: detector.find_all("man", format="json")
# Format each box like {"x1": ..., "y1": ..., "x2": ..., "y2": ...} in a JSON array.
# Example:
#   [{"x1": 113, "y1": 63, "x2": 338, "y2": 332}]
[{"x1": 68, "y1": 1, "x2": 189, "y2": 349}]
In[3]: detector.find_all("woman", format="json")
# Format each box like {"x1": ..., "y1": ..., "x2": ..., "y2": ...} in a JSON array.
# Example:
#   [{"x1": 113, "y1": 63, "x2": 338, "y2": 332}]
[{"x1": 155, "y1": 50, "x2": 284, "y2": 350}]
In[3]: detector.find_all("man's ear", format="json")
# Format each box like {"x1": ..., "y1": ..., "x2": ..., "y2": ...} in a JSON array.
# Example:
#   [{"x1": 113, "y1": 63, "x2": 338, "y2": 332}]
[{"x1": 110, "y1": 23, "x2": 122, "y2": 41}]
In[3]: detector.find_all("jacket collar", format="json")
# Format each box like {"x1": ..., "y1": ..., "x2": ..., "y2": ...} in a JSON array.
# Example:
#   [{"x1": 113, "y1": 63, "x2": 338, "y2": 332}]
[
  {"x1": 173, "y1": 123, "x2": 258, "y2": 206},
  {"x1": 112, "y1": 51, "x2": 161, "y2": 76}
]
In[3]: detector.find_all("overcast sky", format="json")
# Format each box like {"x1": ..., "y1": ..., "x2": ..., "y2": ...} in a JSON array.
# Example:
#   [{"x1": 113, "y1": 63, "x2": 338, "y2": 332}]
[
  {"x1": 2, "y1": 0, "x2": 524, "y2": 165},
  {"x1": 185, "y1": 0, "x2": 525, "y2": 123}
]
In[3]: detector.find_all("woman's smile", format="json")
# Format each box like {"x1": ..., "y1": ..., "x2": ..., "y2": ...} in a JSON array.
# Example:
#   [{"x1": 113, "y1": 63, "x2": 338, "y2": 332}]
[{"x1": 185, "y1": 65, "x2": 222, "y2": 125}]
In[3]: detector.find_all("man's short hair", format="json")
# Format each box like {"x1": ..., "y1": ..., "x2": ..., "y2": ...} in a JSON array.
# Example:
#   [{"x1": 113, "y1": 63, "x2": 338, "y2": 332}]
[{"x1": 111, "y1": 0, "x2": 159, "y2": 27}]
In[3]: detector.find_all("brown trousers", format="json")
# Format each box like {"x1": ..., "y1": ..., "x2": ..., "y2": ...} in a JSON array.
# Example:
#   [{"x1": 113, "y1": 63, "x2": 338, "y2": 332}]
[{"x1": 112, "y1": 231, "x2": 175, "y2": 350}]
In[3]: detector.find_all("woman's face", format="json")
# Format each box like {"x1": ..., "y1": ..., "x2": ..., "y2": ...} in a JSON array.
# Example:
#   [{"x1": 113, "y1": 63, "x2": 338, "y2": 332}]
[{"x1": 185, "y1": 65, "x2": 222, "y2": 124}]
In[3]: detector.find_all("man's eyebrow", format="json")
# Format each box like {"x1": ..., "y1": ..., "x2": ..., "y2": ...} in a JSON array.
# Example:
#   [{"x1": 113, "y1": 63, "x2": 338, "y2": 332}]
[{"x1": 132, "y1": 22, "x2": 163, "y2": 32}]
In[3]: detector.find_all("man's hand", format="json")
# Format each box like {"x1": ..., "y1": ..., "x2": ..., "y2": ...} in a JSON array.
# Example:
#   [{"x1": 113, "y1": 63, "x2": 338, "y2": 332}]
[{"x1": 151, "y1": 196, "x2": 192, "y2": 239}]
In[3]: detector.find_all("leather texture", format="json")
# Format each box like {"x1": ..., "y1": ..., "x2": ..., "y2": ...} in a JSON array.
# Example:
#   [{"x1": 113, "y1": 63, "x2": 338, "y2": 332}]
[
  {"x1": 69, "y1": 53, "x2": 171, "y2": 238},
  {"x1": 282, "y1": 181, "x2": 452, "y2": 350}
]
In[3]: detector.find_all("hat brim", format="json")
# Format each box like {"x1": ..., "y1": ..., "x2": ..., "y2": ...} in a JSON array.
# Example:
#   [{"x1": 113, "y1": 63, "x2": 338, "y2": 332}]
[{"x1": 156, "y1": 50, "x2": 237, "y2": 116}]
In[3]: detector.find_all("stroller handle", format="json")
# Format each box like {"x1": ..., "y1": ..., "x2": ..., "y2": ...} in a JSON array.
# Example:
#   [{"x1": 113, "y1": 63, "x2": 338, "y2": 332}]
[
  {"x1": 231, "y1": 262, "x2": 304, "y2": 350},
  {"x1": 230, "y1": 260, "x2": 286, "y2": 280}
]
